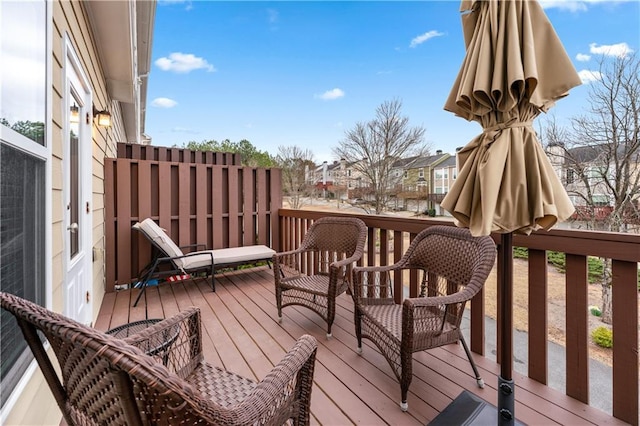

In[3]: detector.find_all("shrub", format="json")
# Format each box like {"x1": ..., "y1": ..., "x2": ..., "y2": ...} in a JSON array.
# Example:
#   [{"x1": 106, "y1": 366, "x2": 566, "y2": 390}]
[
  {"x1": 591, "y1": 326, "x2": 613, "y2": 348},
  {"x1": 589, "y1": 305, "x2": 602, "y2": 316}
]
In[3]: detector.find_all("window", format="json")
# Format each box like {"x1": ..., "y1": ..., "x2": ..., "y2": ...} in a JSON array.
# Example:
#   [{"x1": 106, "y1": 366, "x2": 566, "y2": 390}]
[
  {"x1": 566, "y1": 168, "x2": 575, "y2": 184},
  {"x1": 403, "y1": 170, "x2": 408, "y2": 179},
  {"x1": 435, "y1": 169, "x2": 449, "y2": 179},
  {"x1": 418, "y1": 168, "x2": 424, "y2": 178},
  {"x1": 0, "y1": 0, "x2": 48, "y2": 407}
]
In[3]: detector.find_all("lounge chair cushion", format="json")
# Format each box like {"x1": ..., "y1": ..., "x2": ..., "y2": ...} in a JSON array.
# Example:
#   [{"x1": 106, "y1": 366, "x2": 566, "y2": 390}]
[
  {"x1": 211, "y1": 245, "x2": 276, "y2": 266},
  {"x1": 134, "y1": 218, "x2": 184, "y2": 259},
  {"x1": 180, "y1": 246, "x2": 275, "y2": 270}
]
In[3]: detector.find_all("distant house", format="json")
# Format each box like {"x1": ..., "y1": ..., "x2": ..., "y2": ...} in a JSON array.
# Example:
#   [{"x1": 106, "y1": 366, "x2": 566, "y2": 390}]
[
  {"x1": 431, "y1": 155, "x2": 458, "y2": 216},
  {"x1": 546, "y1": 142, "x2": 640, "y2": 225},
  {"x1": 402, "y1": 151, "x2": 450, "y2": 192},
  {"x1": 0, "y1": 1, "x2": 154, "y2": 423}
]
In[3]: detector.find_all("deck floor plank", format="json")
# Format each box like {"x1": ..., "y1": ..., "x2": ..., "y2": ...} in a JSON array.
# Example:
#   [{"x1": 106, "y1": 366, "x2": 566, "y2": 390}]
[{"x1": 96, "y1": 266, "x2": 625, "y2": 425}]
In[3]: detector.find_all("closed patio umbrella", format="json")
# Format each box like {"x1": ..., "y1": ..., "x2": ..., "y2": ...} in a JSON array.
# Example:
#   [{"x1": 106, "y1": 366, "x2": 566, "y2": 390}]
[{"x1": 440, "y1": 0, "x2": 581, "y2": 423}]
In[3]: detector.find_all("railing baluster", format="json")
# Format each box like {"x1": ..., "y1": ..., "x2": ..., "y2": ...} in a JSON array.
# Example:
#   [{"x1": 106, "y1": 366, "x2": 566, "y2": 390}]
[
  {"x1": 565, "y1": 254, "x2": 589, "y2": 403},
  {"x1": 612, "y1": 259, "x2": 639, "y2": 424},
  {"x1": 528, "y1": 248, "x2": 548, "y2": 384}
]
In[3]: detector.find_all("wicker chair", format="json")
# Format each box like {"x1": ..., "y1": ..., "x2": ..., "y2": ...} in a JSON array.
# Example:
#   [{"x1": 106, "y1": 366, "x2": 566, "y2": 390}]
[
  {"x1": 0, "y1": 292, "x2": 317, "y2": 425},
  {"x1": 273, "y1": 216, "x2": 367, "y2": 338},
  {"x1": 351, "y1": 225, "x2": 496, "y2": 411}
]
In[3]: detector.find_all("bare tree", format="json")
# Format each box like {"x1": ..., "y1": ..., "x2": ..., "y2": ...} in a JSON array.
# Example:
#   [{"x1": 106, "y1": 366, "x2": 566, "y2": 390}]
[
  {"x1": 333, "y1": 99, "x2": 429, "y2": 214},
  {"x1": 276, "y1": 145, "x2": 315, "y2": 210},
  {"x1": 542, "y1": 53, "x2": 640, "y2": 324}
]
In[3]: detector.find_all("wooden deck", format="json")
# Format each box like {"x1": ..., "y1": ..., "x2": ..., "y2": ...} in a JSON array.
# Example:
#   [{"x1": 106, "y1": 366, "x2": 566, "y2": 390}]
[{"x1": 95, "y1": 266, "x2": 624, "y2": 425}]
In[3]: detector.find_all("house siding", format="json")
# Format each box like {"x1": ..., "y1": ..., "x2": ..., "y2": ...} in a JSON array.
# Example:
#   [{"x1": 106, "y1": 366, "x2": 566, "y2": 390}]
[{"x1": 3, "y1": 1, "x2": 121, "y2": 424}]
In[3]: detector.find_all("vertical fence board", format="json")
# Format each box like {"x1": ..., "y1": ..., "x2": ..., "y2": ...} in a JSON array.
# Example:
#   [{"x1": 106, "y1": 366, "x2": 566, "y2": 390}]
[
  {"x1": 195, "y1": 165, "x2": 208, "y2": 247},
  {"x1": 243, "y1": 167, "x2": 254, "y2": 246},
  {"x1": 211, "y1": 167, "x2": 224, "y2": 249},
  {"x1": 158, "y1": 162, "x2": 172, "y2": 233},
  {"x1": 257, "y1": 168, "x2": 268, "y2": 245},
  {"x1": 228, "y1": 167, "x2": 240, "y2": 247},
  {"x1": 115, "y1": 161, "x2": 132, "y2": 286},
  {"x1": 136, "y1": 162, "x2": 153, "y2": 279},
  {"x1": 270, "y1": 169, "x2": 282, "y2": 250},
  {"x1": 178, "y1": 163, "x2": 190, "y2": 247}
]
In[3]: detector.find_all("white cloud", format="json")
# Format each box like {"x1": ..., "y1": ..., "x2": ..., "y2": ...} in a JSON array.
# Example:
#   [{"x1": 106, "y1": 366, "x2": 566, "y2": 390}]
[
  {"x1": 589, "y1": 42, "x2": 633, "y2": 58},
  {"x1": 576, "y1": 53, "x2": 591, "y2": 61},
  {"x1": 151, "y1": 97, "x2": 178, "y2": 108},
  {"x1": 155, "y1": 52, "x2": 215, "y2": 73},
  {"x1": 539, "y1": 1, "x2": 588, "y2": 12},
  {"x1": 171, "y1": 126, "x2": 198, "y2": 134},
  {"x1": 159, "y1": 0, "x2": 193, "y2": 11},
  {"x1": 540, "y1": 0, "x2": 634, "y2": 12},
  {"x1": 410, "y1": 30, "x2": 444, "y2": 48},
  {"x1": 315, "y1": 88, "x2": 345, "y2": 101},
  {"x1": 578, "y1": 69, "x2": 603, "y2": 84},
  {"x1": 267, "y1": 8, "x2": 279, "y2": 23}
]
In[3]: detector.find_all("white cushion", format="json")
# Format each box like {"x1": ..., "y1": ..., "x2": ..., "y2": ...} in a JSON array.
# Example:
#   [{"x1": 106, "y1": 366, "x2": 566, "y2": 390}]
[
  {"x1": 134, "y1": 219, "x2": 185, "y2": 267},
  {"x1": 211, "y1": 245, "x2": 275, "y2": 266}
]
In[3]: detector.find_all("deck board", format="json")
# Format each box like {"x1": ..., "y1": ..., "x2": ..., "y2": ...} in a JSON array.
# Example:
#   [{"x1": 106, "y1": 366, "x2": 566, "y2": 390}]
[{"x1": 97, "y1": 266, "x2": 626, "y2": 425}]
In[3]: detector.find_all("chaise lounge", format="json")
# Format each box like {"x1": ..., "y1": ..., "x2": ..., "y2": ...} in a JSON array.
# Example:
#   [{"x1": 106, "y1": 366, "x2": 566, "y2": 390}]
[{"x1": 132, "y1": 218, "x2": 275, "y2": 306}]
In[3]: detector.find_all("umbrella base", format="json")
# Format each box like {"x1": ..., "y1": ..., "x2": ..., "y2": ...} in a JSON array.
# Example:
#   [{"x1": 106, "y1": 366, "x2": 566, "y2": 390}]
[{"x1": 429, "y1": 390, "x2": 524, "y2": 426}]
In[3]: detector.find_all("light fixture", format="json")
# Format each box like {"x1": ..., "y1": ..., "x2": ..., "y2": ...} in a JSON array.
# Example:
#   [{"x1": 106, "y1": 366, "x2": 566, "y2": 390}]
[
  {"x1": 70, "y1": 104, "x2": 80, "y2": 124},
  {"x1": 93, "y1": 105, "x2": 112, "y2": 128}
]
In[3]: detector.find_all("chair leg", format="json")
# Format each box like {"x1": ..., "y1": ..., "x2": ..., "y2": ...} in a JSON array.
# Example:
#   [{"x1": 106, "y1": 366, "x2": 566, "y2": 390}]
[
  {"x1": 460, "y1": 335, "x2": 484, "y2": 388},
  {"x1": 400, "y1": 352, "x2": 412, "y2": 412},
  {"x1": 355, "y1": 310, "x2": 363, "y2": 353},
  {"x1": 133, "y1": 280, "x2": 148, "y2": 307}
]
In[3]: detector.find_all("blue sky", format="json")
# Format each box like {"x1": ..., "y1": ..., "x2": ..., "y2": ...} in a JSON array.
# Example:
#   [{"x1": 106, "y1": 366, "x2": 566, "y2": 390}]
[{"x1": 146, "y1": 0, "x2": 639, "y2": 163}]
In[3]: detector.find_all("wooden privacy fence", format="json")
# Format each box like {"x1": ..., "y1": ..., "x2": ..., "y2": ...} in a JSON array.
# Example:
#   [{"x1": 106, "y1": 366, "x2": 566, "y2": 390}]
[{"x1": 104, "y1": 145, "x2": 282, "y2": 291}]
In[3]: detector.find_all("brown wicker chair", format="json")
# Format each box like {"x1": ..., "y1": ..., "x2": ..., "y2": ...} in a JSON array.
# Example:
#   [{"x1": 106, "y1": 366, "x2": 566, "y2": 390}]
[
  {"x1": 0, "y1": 292, "x2": 317, "y2": 425},
  {"x1": 273, "y1": 216, "x2": 367, "y2": 338},
  {"x1": 351, "y1": 225, "x2": 496, "y2": 411}
]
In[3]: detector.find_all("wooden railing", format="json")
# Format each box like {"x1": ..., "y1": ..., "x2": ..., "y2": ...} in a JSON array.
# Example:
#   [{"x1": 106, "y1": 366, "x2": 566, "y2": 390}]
[{"x1": 278, "y1": 208, "x2": 639, "y2": 425}]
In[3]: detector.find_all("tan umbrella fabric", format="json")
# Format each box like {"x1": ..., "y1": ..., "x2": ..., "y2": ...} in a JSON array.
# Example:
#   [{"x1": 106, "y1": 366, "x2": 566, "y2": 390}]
[{"x1": 441, "y1": 0, "x2": 582, "y2": 237}]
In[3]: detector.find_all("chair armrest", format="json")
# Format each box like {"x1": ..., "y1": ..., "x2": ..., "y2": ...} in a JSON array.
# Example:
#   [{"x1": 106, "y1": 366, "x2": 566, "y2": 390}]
[
  {"x1": 352, "y1": 266, "x2": 397, "y2": 304},
  {"x1": 217, "y1": 335, "x2": 318, "y2": 425},
  {"x1": 273, "y1": 248, "x2": 312, "y2": 281},
  {"x1": 124, "y1": 307, "x2": 203, "y2": 379},
  {"x1": 402, "y1": 293, "x2": 472, "y2": 336}
]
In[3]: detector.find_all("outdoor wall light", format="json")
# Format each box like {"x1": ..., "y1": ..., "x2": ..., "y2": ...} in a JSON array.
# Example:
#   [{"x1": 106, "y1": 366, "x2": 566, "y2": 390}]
[
  {"x1": 69, "y1": 104, "x2": 80, "y2": 124},
  {"x1": 93, "y1": 105, "x2": 112, "y2": 128}
]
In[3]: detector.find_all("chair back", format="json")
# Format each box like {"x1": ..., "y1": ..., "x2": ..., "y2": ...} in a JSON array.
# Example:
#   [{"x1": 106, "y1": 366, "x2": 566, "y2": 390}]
[
  {"x1": 398, "y1": 225, "x2": 496, "y2": 301},
  {"x1": 0, "y1": 292, "x2": 206, "y2": 426},
  {"x1": 301, "y1": 216, "x2": 367, "y2": 259},
  {"x1": 134, "y1": 218, "x2": 186, "y2": 268}
]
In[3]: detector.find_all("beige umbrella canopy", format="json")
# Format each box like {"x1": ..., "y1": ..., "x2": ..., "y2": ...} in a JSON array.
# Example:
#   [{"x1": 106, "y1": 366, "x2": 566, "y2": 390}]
[
  {"x1": 441, "y1": 0, "x2": 582, "y2": 237},
  {"x1": 440, "y1": 0, "x2": 581, "y2": 423}
]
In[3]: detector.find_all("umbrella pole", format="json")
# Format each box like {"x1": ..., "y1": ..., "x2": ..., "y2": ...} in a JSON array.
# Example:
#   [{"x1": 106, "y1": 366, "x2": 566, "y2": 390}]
[{"x1": 498, "y1": 232, "x2": 515, "y2": 424}]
